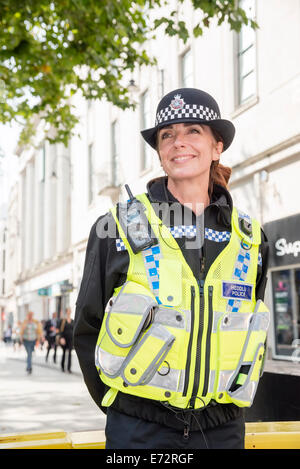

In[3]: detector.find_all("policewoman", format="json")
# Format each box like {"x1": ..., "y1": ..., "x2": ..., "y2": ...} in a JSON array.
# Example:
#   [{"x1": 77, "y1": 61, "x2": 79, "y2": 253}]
[{"x1": 74, "y1": 88, "x2": 269, "y2": 449}]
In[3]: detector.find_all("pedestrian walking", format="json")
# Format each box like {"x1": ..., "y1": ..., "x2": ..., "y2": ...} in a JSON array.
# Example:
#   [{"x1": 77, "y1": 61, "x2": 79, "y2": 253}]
[
  {"x1": 58, "y1": 308, "x2": 74, "y2": 373},
  {"x1": 12, "y1": 321, "x2": 22, "y2": 351},
  {"x1": 20, "y1": 311, "x2": 43, "y2": 374},
  {"x1": 74, "y1": 88, "x2": 270, "y2": 449},
  {"x1": 44, "y1": 312, "x2": 58, "y2": 363},
  {"x1": 3, "y1": 326, "x2": 12, "y2": 345}
]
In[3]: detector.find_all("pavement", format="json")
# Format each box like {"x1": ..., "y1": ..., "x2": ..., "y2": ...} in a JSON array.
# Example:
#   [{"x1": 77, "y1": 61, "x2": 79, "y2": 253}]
[{"x1": 0, "y1": 342, "x2": 106, "y2": 435}]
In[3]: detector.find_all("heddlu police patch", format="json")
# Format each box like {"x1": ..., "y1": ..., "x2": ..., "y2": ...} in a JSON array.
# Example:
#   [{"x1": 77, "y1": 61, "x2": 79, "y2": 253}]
[{"x1": 222, "y1": 281, "x2": 253, "y2": 301}]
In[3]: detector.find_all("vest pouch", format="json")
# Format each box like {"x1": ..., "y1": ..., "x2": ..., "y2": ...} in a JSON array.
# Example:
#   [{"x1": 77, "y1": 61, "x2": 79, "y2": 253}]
[
  {"x1": 96, "y1": 281, "x2": 158, "y2": 378},
  {"x1": 106, "y1": 281, "x2": 158, "y2": 348},
  {"x1": 226, "y1": 300, "x2": 270, "y2": 407},
  {"x1": 121, "y1": 323, "x2": 175, "y2": 386}
]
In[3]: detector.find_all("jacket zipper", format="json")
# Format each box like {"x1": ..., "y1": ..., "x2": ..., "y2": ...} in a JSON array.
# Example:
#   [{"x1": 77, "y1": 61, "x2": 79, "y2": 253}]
[
  {"x1": 202, "y1": 285, "x2": 213, "y2": 397},
  {"x1": 189, "y1": 251, "x2": 206, "y2": 408},
  {"x1": 182, "y1": 285, "x2": 195, "y2": 397}
]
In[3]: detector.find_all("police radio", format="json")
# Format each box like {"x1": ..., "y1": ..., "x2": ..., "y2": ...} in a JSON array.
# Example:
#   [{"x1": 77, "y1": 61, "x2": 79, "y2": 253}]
[{"x1": 117, "y1": 184, "x2": 158, "y2": 254}]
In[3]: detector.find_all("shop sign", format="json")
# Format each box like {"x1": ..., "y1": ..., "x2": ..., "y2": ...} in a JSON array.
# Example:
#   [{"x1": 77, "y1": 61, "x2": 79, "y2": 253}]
[
  {"x1": 60, "y1": 281, "x2": 73, "y2": 293},
  {"x1": 264, "y1": 213, "x2": 300, "y2": 267},
  {"x1": 38, "y1": 287, "x2": 51, "y2": 296},
  {"x1": 275, "y1": 238, "x2": 300, "y2": 258}
]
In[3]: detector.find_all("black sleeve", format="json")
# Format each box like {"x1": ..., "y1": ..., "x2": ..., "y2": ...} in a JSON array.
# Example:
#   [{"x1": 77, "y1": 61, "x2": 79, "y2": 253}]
[
  {"x1": 256, "y1": 228, "x2": 269, "y2": 301},
  {"x1": 73, "y1": 212, "x2": 129, "y2": 412}
]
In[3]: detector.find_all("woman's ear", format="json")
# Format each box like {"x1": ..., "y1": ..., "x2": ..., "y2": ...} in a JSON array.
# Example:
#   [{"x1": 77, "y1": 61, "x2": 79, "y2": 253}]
[{"x1": 212, "y1": 141, "x2": 223, "y2": 161}]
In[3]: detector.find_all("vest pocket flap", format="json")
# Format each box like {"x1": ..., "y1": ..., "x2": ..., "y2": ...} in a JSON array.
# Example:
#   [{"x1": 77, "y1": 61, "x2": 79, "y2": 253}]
[
  {"x1": 121, "y1": 324, "x2": 175, "y2": 386},
  {"x1": 159, "y1": 259, "x2": 182, "y2": 306},
  {"x1": 106, "y1": 292, "x2": 158, "y2": 348}
]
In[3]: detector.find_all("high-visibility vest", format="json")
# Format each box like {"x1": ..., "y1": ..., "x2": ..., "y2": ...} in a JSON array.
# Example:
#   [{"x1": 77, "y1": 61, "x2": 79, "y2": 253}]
[{"x1": 95, "y1": 194, "x2": 270, "y2": 410}]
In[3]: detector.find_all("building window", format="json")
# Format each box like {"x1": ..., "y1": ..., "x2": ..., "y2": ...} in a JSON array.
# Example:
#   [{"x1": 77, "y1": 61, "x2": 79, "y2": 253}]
[
  {"x1": 272, "y1": 268, "x2": 300, "y2": 360},
  {"x1": 180, "y1": 48, "x2": 193, "y2": 87},
  {"x1": 236, "y1": 0, "x2": 257, "y2": 105},
  {"x1": 111, "y1": 120, "x2": 120, "y2": 186},
  {"x1": 140, "y1": 90, "x2": 152, "y2": 171},
  {"x1": 88, "y1": 143, "x2": 94, "y2": 205},
  {"x1": 158, "y1": 69, "x2": 165, "y2": 98}
]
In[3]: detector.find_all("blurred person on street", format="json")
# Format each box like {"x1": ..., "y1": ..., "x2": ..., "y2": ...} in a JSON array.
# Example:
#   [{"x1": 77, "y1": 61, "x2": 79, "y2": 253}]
[
  {"x1": 3, "y1": 325, "x2": 12, "y2": 345},
  {"x1": 12, "y1": 321, "x2": 22, "y2": 351},
  {"x1": 58, "y1": 308, "x2": 74, "y2": 373},
  {"x1": 44, "y1": 312, "x2": 58, "y2": 363},
  {"x1": 74, "y1": 88, "x2": 269, "y2": 449},
  {"x1": 20, "y1": 311, "x2": 43, "y2": 374}
]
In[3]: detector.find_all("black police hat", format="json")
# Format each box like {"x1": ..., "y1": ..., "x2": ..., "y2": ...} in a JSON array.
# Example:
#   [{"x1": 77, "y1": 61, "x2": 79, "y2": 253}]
[{"x1": 141, "y1": 88, "x2": 235, "y2": 152}]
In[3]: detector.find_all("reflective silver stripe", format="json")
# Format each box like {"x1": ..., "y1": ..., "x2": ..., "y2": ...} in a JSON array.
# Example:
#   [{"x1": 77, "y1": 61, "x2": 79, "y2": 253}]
[
  {"x1": 208, "y1": 369, "x2": 216, "y2": 394},
  {"x1": 95, "y1": 346, "x2": 125, "y2": 378},
  {"x1": 156, "y1": 307, "x2": 191, "y2": 332},
  {"x1": 148, "y1": 366, "x2": 182, "y2": 392},
  {"x1": 220, "y1": 312, "x2": 253, "y2": 331},
  {"x1": 217, "y1": 370, "x2": 235, "y2": 392},
  {"x1": 229, "y1": 380, "x2": 257, "y2": 403},
  {"x1": 212, "y1": 311, "x2": 252, "y2": 333}
]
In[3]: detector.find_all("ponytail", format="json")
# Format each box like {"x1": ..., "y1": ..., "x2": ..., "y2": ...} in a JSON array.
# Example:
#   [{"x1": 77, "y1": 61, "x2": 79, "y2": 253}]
[{"x1": 208, "y1": 161, "x2": 232, "y2": 198}]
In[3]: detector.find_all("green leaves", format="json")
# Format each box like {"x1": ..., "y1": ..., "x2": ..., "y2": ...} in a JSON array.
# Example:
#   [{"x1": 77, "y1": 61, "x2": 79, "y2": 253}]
[{"x1": 0, "y1": 0, "x2": 257, "y2": 147}]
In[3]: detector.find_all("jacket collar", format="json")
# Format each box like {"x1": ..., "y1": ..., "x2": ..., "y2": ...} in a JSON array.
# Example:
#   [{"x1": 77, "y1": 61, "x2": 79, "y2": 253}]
[
  {"x1": 146, "y1": 176, "x2": 232, "y2": 229},
  {"x1": 147, "y1": 176, "x2": 233, "y2": 211}
]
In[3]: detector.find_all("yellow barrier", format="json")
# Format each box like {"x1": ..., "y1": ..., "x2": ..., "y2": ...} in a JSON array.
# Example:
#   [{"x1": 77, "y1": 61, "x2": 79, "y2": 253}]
[
  {"x1": 0, "y1": 430, "x2": 72, "y2": 449},
  {"x1": 0, "y1": 423, "x2": 299, "y2": 449},
  {"x1": 245, "y1": 421, "x2": 300, "y2": 449}
]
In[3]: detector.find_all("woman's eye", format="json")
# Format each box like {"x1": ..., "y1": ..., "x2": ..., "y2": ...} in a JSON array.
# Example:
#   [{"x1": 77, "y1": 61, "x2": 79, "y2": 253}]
[
  {"x1": 189, "y1": 127, "x2": 200, "y2": 134},
  {"x1": 161, "y1": 132, "x2": 172, "y2": 139}
]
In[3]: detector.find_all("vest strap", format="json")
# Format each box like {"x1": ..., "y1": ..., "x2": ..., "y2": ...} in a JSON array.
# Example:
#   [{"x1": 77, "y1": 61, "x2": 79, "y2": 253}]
[{"x1": 102, "y1": 388, "x2": 118, "y2": 407}]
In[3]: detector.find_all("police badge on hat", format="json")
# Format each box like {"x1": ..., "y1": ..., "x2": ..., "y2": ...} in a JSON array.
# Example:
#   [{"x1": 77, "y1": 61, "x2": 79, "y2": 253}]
[{"x1": 170, "y1": 94, "x2": 185, "y2": 111}]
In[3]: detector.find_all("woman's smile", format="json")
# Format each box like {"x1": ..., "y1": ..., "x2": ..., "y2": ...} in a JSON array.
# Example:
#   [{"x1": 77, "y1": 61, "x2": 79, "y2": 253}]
[{"x1": 172, "y1": 154, "x2": 196, "y2": 163}]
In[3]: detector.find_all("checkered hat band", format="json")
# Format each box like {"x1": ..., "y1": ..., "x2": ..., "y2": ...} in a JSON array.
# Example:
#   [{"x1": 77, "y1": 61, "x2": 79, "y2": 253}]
[{"x1": 155, "y1": 104, "x2": 220, "y2": 126}]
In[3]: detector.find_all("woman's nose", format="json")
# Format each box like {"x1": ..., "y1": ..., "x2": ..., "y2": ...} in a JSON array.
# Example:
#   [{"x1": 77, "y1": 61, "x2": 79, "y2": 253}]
[{"x1": 173, "y1": 132, "x2": 186, "y2": 147}]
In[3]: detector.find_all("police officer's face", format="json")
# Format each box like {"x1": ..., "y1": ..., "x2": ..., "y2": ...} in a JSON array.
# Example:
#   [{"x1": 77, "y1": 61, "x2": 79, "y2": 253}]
[{"x1": 157, "y1": 123, "x2": 223, "y2": 183}]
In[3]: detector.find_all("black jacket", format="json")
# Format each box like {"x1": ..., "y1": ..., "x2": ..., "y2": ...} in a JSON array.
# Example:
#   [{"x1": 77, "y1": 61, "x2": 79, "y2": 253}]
[{"x1": 73, "y1": 177, "x2": 269, "y2": 431}]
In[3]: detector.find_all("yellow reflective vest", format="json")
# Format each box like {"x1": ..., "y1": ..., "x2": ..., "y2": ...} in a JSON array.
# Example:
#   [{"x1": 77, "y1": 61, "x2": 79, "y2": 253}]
[{"x1": 95, "y1": 194, "x2": 270, "y2": 410}]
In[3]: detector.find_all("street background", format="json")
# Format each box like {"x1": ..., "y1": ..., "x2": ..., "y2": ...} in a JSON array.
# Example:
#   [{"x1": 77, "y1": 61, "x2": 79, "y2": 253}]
[{"x1": 0, "y1": 342, "x2": 106, "y2": 435}]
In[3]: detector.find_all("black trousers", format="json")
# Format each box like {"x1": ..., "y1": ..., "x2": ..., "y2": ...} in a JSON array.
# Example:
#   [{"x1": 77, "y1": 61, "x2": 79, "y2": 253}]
[
  {"x1": 105, "y1": 407, "x2": 245, "y2": 449},
  {"x1": 45, "y1": 336, "x2": 57, "y2": 362},
  {"x1": 61, "y1": 345, "x2": 72, "y2": 371}
]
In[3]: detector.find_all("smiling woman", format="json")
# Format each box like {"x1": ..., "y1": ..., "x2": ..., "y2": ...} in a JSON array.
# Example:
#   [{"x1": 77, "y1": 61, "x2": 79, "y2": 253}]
[{"x1": 74, "y1": 87, "x2": 270, "y2": 450}]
